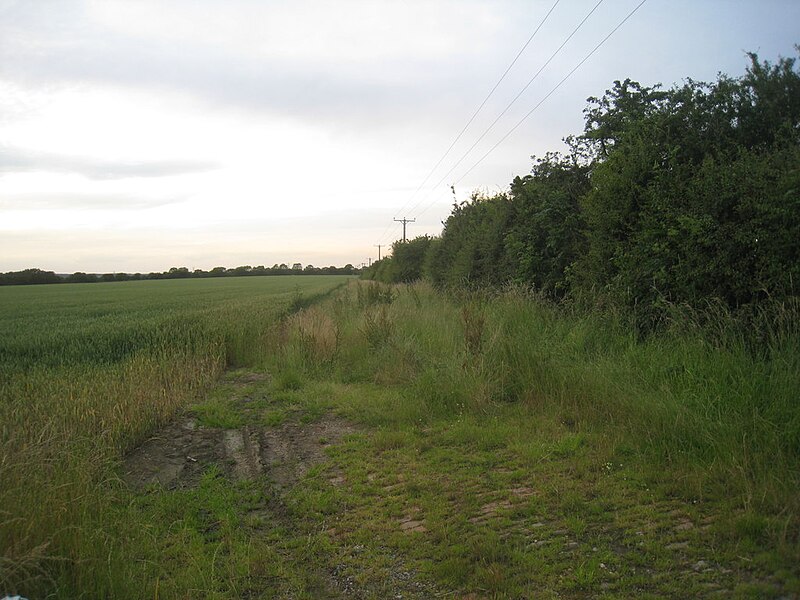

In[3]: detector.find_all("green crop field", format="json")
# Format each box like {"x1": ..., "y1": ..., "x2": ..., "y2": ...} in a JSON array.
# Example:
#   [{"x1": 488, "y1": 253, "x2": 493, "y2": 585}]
[
  {"x1": 0, "y1": 276, "x2": 350, "y2": 596},
  {"x1": 0, "y1": 276, "x2": 349, "y2": 376}
]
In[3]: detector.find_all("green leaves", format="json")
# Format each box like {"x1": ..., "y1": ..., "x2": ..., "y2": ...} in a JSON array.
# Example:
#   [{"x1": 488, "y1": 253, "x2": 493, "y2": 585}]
[
  {"x1": 367, "y1": 50, "x2": 800, "y2": 328},
  {"x1": 574, "y1": 50, "x2": 800, "y2": 323}
]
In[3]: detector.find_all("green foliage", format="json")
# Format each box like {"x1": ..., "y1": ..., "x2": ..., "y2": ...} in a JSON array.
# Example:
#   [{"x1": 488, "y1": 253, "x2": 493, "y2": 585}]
[
  {"x1": 0, "y1": 276, "x2": 347, "y2": 596},
  {"x1": 5, "y1": 278, "x2": 799, "y2": 596},
  {"x1": 364, "y1": 235, "x2": 434, "y2": 283},
  {"x1": 394, "y1": 235, "x2": 434, "y2": 282},
  {"x1": 193, "y1": 396, "x2": 246, "y2": 428},
  {"x1": 360, "y1": 305, "x2": 395, "y2": 348},
  {"x1": 427, "y1": 193, "x2": 514, "y2": 288},
  {"x1": 264, "y1": 281, "x2": 800, "y2": 595},
  {"x1": 0, "y1": 268, "x2": 62, "y2": 285},
  {"x1": 419, "y1": 49, "x2": 800, "y2": 328},
  {"x1": 0, "y1": 264, "x2": 358, "y2": 286},
  {"x1": 274, "y1": 369, "x2": 305, "y2": 391},
  {"x1": 505, "y1": 144, "x2": 591, "y2": 297},
  {"x1": 355, "y1": 280, "x2": 395, "y2": 307},
  {"x1": 575, "y1": 53, "x2": 800, "y2": 321}
]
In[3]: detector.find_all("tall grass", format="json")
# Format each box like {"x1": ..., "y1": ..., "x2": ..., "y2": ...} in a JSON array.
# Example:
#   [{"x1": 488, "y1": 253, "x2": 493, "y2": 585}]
[
  {"x1": 272, "y1": 281, "x2": 800, "y2": 537},
  {"x1": 0, "y1": 276, "x2": 348, "y2": 597},
  {"x1": 487, "y1": 292, "x2": 800, "y2": 514},
  {"x1": 3, "y1": 276, "x2": 796, "y2": 594}
]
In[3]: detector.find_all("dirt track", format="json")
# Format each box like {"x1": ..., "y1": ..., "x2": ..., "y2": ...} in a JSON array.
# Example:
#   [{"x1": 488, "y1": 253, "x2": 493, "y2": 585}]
[{"x1": 123, "y1": 414, "x2": 355, "y2": 491}]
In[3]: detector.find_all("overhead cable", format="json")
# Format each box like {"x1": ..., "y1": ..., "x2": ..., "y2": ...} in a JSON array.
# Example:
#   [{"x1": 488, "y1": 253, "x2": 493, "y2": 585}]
[
  {"x1": 375, "y1": 0, "x2": 561, "y2": 245},
  {"x1": 450, "y1": 0, "x2": 650, "y2": 191},
  {"x1": 417, "y1": 0, "x2": 650, "y2": 219},
  {"x1": 404, "y1": 0, "x2": 606, "y2": 220}
]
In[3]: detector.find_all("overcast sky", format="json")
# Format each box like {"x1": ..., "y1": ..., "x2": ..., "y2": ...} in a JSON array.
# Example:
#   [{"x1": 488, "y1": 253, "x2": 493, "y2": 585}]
[{"x1": 1, "y1": 0, "x2": 798, "y2": 273}]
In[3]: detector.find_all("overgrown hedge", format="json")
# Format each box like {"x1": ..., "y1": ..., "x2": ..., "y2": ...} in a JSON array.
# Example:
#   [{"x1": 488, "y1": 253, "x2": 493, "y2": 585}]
[{"x1": 363, "y1": 51, "x2": 800, "y2": 326}]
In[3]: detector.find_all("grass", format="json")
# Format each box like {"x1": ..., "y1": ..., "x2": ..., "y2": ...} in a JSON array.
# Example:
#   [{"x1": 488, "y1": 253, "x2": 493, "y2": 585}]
[
  {"x1": 1, "y1": 277, "x2": 797, "y2": 597},
  {"x1": 260, "y1": 280, "x2": 799, "y2": 596},
  {"x1": 121, "y1": 371, "x2": 797, "y2": 597}
]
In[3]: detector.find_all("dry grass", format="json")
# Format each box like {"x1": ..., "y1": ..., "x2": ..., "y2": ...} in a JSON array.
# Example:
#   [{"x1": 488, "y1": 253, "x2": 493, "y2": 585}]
[{"x1": 288, "y1": 306, "x2": 342, "y2": 363}]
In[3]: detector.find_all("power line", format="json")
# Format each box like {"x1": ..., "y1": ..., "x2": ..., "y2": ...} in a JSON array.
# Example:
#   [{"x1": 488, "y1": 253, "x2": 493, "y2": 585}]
[
  {"x1": 450, "y1": 0, "x2": 651, "y2": 191},
  {"x1": 374, "y1": 0, "x2": 561, "y2": 245},
  {"x1": 404, "y1": 0, "x2": 606, "y2": 220},
  {"x1": 417, "y1": 0, "x2": 650, "y2": 220},
  {"x1": 389, "y1": 0, "x2": 561, "y2": 220}
]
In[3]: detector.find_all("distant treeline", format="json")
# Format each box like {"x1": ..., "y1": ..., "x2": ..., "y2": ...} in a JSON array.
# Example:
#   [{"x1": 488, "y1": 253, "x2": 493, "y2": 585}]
[
  {"x1": 363, "y1": 51, "x2": 800, "y2": 326},
  {"x1": 0, "y1": 264, "x2": 358, "y2": 286}
]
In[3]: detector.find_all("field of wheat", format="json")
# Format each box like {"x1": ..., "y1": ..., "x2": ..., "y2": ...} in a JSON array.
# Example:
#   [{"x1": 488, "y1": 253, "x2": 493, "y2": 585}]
[{"x1": 0, "y1": 276, "x2": 349, "y2": 596}]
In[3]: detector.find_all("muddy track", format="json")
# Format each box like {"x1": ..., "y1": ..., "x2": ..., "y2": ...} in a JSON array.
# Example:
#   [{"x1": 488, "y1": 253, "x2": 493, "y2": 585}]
[
  {"x1": 123, "y1": 415, "x2": 355, "y2": 491},
  {"x1": 121, "y1": 389, "x2": 441, "y2": 599}
]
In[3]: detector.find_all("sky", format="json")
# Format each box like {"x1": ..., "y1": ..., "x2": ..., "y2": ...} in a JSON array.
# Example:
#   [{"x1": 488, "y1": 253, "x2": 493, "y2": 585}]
[{"x1": 1, "y1": 0, "x2": 798, "y2": 273}]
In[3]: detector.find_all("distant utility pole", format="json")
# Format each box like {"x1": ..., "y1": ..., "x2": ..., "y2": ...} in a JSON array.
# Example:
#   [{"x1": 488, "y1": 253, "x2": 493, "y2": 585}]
[
  {"x1": 368, "y1": 258, "x2": 372, "y2": 267},
  {"x1": 393, "y1": 217, "x2": 416, "y2": 242},
  {"x1": 374, "y1": 244, "x2": 383, "y2": 261}
]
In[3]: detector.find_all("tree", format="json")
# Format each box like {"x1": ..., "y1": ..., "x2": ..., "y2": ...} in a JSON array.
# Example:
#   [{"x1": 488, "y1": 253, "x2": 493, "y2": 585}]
[
  {"x1": 166, "y1": 267, "x2": 190, "y2": 279},
  {"x1": 0, "y1": 268, "x2": 62, "y2": 285},
  {"x1": 427, "y1": 192, "x2": 514, "y2": 288},
  {"x1": 65, "y1": 272, "x2": 98, "y2": 284},
  {"x1": 505, "y1": 146, "x2": 590, "y2": 297},
  {"x1": 574, "y1": 50, "x2": 800, "y2": 318}
]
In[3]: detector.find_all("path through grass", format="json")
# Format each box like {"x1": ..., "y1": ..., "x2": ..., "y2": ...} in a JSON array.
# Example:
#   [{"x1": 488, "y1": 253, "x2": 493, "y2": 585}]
[{"x1": 114, "y1": 367, "x2": 797, "y2": 598}]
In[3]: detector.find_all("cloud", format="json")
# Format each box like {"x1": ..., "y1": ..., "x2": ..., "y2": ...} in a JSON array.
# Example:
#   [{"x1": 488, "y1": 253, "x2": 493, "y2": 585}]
[
  {"x1": 0, "y1": 146, "x2": 218, "y2": 179},
  {"x1": 0, "y1": 191, "x2": 182, "y2": 211},
  {"x1": 0, "y1": 0, "x2": 498, "y2": 128}
]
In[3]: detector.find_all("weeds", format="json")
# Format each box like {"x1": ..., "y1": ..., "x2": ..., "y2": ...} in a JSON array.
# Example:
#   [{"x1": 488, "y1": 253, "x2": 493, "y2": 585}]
[
  {"x1": 4, "y1": 276, "x2": 798, "y2": 597},
  {"x1": 269, "y1": 280, "x2": 800, "y2": 543},
  {"x1": 461, "y1": 303, "x2": 486, "y2": 358},
  {"x1": 355, "y1": 281, "x2": 395, "y2": 307},
  {"x1": 360, "y1": 305, "x2": 395, "y2": 349},
  {"x1": 289, "y1": 307, "x2": 341, "y2": 365}
]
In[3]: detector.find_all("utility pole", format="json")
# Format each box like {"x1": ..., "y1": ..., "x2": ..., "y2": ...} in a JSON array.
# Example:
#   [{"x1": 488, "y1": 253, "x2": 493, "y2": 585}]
[
  {"x1": 393, "y1": 217, "x2": 415, "y2": 242},
  {"x1": 367, "y1": 257, "x2": 372, "y2": 267},
  {"x1": 374, "y1": 244, "x2": 383, "y2": 261}
]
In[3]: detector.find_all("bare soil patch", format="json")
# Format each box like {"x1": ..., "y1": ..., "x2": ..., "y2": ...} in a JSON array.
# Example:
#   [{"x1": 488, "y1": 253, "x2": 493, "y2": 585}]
[
  {"x1": 262, "y1": 418, "x2": 355, "y2": 489},
  {"x1": 120, "y1": 375, "x2": 446, "y2": 599},
  {"x1": 122, "y1": 417, "x2": 222, "y2": 490},
  {"x1": 122, "y1": 414, "x2": 355, "y2": 491}
]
